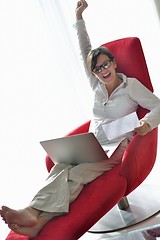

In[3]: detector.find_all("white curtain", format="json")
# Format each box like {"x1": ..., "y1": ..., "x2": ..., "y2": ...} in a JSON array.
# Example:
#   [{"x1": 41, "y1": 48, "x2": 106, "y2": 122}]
[{"x1": 0, "y1": 1, "x2": 160, "y2": 238}]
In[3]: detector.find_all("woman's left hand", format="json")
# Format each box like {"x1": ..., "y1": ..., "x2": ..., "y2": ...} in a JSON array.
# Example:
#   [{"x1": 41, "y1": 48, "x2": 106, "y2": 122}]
[{"x1": 134, "y1": 121, "x2": 151, "y2": 136}]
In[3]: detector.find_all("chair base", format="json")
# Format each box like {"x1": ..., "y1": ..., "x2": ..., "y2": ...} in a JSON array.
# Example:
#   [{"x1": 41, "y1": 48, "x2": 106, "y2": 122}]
[{"x1": 88, "y1": 183, "x2": 160, "y2": 233}]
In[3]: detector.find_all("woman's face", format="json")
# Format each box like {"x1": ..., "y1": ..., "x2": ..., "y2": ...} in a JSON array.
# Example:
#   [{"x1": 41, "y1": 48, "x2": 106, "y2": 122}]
[{"x1": 92, "y1": 54, "x2": 117, "y2": 85}]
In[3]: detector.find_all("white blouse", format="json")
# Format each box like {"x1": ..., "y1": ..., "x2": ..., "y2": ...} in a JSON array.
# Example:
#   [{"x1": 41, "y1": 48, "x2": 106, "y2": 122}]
[{"x1": 75, "y1": 19, "x2": 160, "y2": 146}]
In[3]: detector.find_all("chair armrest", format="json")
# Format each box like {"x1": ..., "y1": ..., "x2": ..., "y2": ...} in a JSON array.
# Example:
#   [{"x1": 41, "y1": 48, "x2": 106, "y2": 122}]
[
  {"x1": 120, "y1": 127, "x2": 158, "y2": 195},
  {"x1": 66, "y1": 120, "x2": 90, "y2": 136}
]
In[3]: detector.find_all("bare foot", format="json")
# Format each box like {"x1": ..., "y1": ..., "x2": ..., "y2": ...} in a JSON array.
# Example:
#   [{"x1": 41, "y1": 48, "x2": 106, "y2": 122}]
[
  {"x1": 2, "y1": 206, "x2": 38, "y2": 227},
  {"x1": 8, "y1": 215, "x2": 50, "y2": 238},
  {"x1": 8, "y1": 224, "x2": 40, "y2": 238},
  {"x1": 0, "y1": 209, "x2": 7, "y2": 223}
]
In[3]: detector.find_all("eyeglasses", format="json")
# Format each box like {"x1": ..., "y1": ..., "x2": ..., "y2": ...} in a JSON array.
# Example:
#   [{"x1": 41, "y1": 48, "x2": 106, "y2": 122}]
[{"x1": 92, "y1": 60, "x2": 112, "y2": 74}]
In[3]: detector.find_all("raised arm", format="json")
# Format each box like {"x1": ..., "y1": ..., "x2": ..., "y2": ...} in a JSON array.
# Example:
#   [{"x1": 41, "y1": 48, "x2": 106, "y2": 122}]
[
  {"x1": 76, "y1": 0, "x2": 88, "y2": 20},
  {"x1": 75, "y1": 0, "x2": 98, "y2": 90}
]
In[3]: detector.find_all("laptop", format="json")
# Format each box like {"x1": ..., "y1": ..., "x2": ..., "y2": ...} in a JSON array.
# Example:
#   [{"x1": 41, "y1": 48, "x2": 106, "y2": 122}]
[{"x1": 40, "y1": 132, "x2": 108, "y2": 165}]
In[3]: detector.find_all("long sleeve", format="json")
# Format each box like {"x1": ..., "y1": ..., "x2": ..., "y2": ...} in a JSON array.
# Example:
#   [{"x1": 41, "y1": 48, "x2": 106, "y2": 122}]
[
  {"x1": 128, "y1": 78, "x2": 160, "y2": 130},
  {"x1": 74, "y1": 19, "x2": 98, "y2": 90}
]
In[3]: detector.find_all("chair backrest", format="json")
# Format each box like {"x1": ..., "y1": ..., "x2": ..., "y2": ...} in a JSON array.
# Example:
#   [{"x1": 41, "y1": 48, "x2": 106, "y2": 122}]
[
  {"x1": 102, "y1": 37, "x2": 153, "y2": 90},
  {"x1": 102, "y1": 38, "x2": 158, "y2": 195},
  {"x1": 102, "y1": 37, "x2": 153, "y2": 119}
]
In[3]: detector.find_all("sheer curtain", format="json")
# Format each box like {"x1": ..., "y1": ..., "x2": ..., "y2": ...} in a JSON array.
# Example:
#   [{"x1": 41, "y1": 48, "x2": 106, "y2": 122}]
[
  {"x1": 0, "y1": 0, "x2": 93, "y2": 206},
  {"x1": 0, "y1": 0, "x2": 160, "y2": 238}
]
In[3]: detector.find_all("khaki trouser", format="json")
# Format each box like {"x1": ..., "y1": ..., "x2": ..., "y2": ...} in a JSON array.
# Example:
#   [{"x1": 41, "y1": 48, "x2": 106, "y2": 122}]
[{"x1": 30, "y1": 139, "x2": 128, "y2": 219}]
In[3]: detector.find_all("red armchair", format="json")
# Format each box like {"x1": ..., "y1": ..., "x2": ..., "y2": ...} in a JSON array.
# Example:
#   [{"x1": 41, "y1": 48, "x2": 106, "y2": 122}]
[{"x1": 6, "y1": 37, "x2": 158, "y2": 240}]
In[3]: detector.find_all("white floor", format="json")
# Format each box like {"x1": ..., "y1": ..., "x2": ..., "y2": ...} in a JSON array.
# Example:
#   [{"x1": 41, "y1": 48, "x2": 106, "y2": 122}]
[
  {"x1": 79, "y1": 212, "x2": 160, "y2": 240},
  {"x1": 79, "y1": 206, "x2": 160, "y2": 238}
]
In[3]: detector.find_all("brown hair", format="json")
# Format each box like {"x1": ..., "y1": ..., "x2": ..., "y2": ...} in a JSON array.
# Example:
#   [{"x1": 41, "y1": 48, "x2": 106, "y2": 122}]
[{"x1": 87, "y1": 47, "x2": 115, "y2": 73}]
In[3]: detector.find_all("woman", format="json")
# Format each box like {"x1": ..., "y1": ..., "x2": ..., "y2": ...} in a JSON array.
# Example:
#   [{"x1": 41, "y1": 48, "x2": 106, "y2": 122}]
[{"x1": 1, "y1": 0, "x2": 160, "y2": 237}]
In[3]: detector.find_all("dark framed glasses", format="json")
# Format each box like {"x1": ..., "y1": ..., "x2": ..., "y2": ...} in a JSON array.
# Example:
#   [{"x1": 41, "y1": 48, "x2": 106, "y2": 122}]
[{"x1": 92, "y1": 60, "x2": 112, "y2": 74}]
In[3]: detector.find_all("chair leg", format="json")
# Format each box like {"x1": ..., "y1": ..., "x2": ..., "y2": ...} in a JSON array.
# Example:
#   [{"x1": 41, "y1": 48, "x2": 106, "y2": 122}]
[{"x1": 118, "y1": 197, "x2": 129, "y2": 210}]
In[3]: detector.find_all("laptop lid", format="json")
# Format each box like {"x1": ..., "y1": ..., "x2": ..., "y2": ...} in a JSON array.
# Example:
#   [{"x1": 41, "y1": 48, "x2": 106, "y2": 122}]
[{"x1": 40, "y1": 132, "x2": 108, "y2": 165}]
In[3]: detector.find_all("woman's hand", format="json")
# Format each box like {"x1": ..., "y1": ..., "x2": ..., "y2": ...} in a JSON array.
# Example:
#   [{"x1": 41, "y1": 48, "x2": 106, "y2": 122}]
[
  {"x1": 76, "y1": 0, "x2": 88, "y2": 20},
  {"x1": 134, "y1": 120, "x2": 151, "y2": 136}
]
